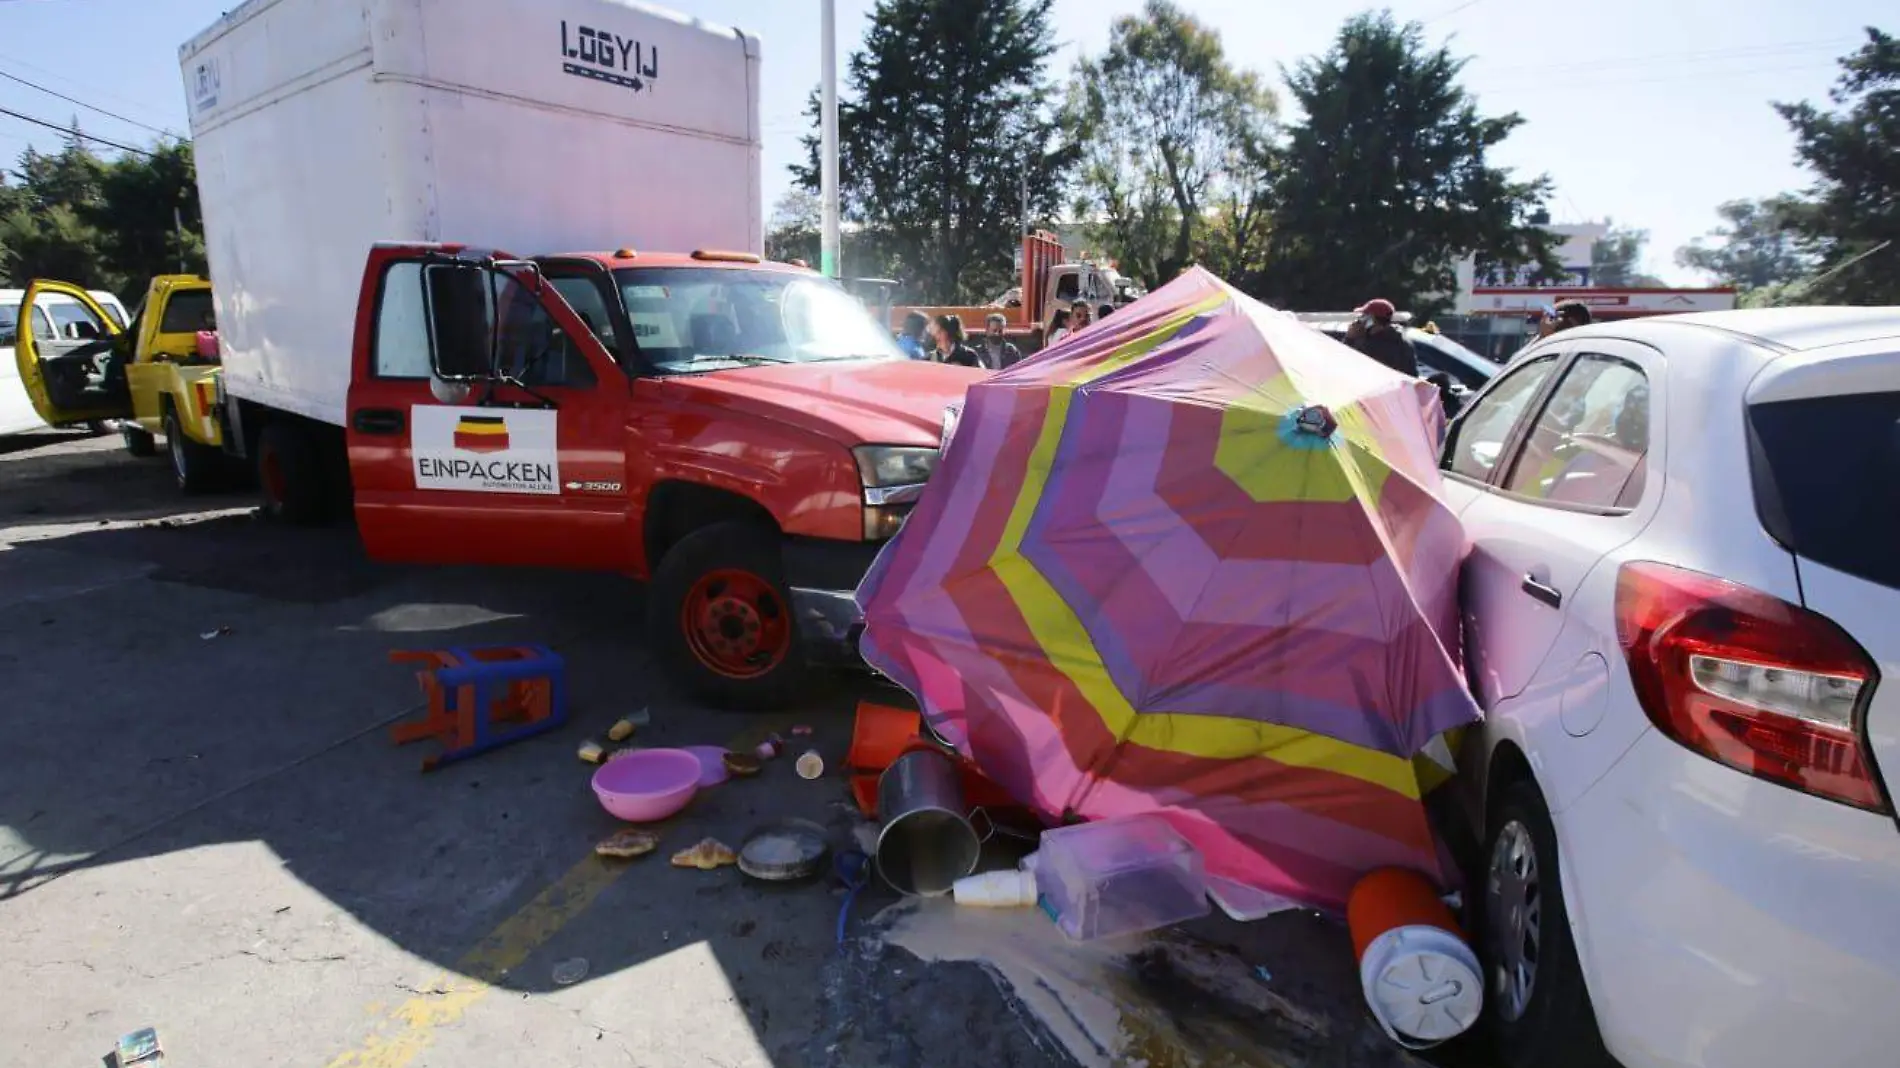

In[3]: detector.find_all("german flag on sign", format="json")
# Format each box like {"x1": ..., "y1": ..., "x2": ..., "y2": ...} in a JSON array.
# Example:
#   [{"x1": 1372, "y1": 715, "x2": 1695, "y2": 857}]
[{"x1": 453, "y1": 415, "x2": 510, "y2": 454}]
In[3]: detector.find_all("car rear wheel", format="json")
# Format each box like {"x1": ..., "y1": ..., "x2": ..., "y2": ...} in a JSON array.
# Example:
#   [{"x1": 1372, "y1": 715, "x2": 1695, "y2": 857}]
[
  {"x1": 1481, "y1": 777, "x2": 1613, "y2": 1068},
  {"x1": 649, "y1": 521, "x2": 807, "y2": 710},
  {"x1": 165, "y1": 408, "x2": 222, "y2": 494}
]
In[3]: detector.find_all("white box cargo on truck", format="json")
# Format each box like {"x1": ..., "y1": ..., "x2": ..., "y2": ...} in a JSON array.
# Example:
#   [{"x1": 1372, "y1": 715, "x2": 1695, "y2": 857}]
[{"x1": 180, "y1": 0, "x2": 762, "y2": 427}]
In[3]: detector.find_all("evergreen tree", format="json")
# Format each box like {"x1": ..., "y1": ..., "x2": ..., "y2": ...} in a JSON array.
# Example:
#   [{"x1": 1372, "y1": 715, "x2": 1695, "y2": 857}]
[
  {"x1": 1260, "y1": 11, "x2": 1560, "y2": 312},
  {"x1": 1772, "y1": 27, "x2": 1900, "y2": 304},
  {"x1": 794, "y1": 0, "x2": 1071, "y2": 303}
]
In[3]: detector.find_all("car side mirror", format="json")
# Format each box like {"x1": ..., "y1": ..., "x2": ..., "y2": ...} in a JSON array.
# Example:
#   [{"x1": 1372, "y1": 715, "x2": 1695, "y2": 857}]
[{"x1": 423, "y1": 262, "x2": 497, "y2": 380}]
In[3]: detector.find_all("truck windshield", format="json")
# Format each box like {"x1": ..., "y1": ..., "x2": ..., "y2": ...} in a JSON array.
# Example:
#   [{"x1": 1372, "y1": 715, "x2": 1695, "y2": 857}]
[{"x1": 613, "y1": 267, "x2": 903, "y2": 374}]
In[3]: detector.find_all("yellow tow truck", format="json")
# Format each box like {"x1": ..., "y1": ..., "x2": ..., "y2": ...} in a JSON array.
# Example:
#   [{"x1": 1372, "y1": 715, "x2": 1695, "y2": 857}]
[{"x1": 12, "y1": 276, "x2": 232, "y2": 492}]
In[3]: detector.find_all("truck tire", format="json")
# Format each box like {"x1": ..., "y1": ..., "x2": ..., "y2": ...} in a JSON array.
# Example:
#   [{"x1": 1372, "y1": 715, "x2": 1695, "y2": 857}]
[
  {"x1": 122, "y1": 423, "x2": 157, "y2": 457},
  {"x1": 164, "y1": 407, "x2": 222, "y2": 494},
  {"x1": 256, "y1": 421, "x2": 331, "y2": 525},
  {"x1": 649, "y1": 521, "x2": 808, "y2": 710}
]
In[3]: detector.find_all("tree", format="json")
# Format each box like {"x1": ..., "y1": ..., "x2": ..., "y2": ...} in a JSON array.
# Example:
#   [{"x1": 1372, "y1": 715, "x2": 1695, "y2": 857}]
[
  {"x1": 1, "y1": 128, "x2": 109, "y2": 286},
  {"x1": 0, "y1": 204, "x2": 104, "y2": 284},
  {"x1": 794, "y1": 0, "x2": 1071, "y2": 303},
  {"x1": 0, "y1": 134, "x2": 206, "y2": 292},
  {"x1": 13, "y1": 124, "x2": 106, "y2": 213},
  {"x1": 90, "y1": 140, "x2": 207, "y2": 287},
  {"x1": 1260, "y1": 12, "x2": 1560, "y2": 313},
  {"x1": 1771, "y1": 27, "x2": 1900, "y2": 304},
  {"x1": 1066, "y1": 0, "x2": 1277, "y2": 290},
  {"x1": 1590, "y1": 221, "x2": 1661, "y2": 287},
  {"x1": 1675, "y1": 198, "x2": 1814, "y2": 292},
  {"x1": 763, "y1": 189, "x2": 821, "y2": 267}
]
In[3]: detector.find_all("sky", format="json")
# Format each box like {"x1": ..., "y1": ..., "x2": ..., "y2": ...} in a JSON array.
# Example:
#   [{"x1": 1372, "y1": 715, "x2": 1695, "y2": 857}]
[{"x1": 0, "y1": 0, "x2": 1886, "y2": 285}]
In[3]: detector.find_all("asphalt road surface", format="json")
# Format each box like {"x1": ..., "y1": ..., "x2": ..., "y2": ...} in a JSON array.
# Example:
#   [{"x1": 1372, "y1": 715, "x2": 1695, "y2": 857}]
[{"x1": 0, "y1": 427, "x2": 1451, "y2": 1068}]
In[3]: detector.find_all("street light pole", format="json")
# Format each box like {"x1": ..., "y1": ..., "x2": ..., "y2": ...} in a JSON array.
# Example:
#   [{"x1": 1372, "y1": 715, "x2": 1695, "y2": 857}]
[{"x1": 819, "y1": 0, "x2": 841, "y2": 279}]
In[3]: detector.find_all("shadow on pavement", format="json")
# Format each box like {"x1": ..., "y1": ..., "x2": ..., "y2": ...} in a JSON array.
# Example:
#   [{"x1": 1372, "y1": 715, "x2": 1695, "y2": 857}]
[{"x1": 0, "y1": 431, "x2": 250, "y2": 533}]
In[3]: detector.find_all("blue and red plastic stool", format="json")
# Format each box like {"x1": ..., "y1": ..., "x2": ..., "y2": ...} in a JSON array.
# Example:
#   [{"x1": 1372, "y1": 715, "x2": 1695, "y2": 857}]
[{"x1": 389, "y1": 645, "x2": 567, "y2": 771}]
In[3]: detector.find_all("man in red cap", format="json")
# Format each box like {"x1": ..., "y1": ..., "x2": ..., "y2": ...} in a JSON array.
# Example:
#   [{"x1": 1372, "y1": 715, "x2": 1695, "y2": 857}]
[{"x1": 1343, "y1": 298, "x2": 1419, "y2": 377}]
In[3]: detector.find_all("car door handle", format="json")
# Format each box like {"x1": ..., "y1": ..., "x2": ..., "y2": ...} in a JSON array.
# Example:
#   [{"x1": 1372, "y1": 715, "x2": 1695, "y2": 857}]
[
  {"x1": 352, "y1": 407, "x2": 404, "y2": 435},
  {"x1": 1521, "y1": 575, "x2": 1563, "y2": 609}
]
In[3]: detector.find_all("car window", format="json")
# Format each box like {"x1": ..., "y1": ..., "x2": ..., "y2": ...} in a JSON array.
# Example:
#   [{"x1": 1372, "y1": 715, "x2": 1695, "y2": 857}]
[
  {"x1": 158, "y1": 290, "x2": 217, "y2": 334},
  {"x1": 493, "y1": 276, "x2": 596, "y2": 389},
  {"x1": 46, "y1": 301, "x2": 107, "y2": 340},
  {"x1": 613, "y1": 267, "x2": 901, "y2": 375},
  {"x1": 1054, "y1": 272, "x2": 1079, "y2": 302},
  {"x1": 1444, "y1": 354, "x2": 1560, "y2": 482},
  {"x1": 549, "y1": 275, "x2": 618, "y2": 353},
  {"x1": 1750, "y1": 388, "x2": 1900, "y2": 591},
  {"x1": 373, "y1": 262, "x2": 432, "y2": 379},
  {"x1": 1503, "y1": 355, "x2": 1649, "y2": 510}
]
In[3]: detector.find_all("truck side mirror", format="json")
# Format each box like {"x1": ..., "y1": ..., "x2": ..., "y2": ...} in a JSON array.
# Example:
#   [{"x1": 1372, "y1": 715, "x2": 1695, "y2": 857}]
[{"x1": 422, "y1": 263, "x2": 496, "y2": 380}]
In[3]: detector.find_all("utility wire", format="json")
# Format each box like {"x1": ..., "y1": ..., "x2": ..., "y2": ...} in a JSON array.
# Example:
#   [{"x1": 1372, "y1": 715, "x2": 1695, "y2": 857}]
[
  {"x1": 1421, "y1": 0, "x2": 1484, "y2": 23},
  {"x1": 0, "y1": 103, "x2": 154, "y2": 156},
  {"x1": 0, "y1": 49, "x2": 172, "y2": 126},
  {"x1": 0, "y1": 66, "x2": 181, "y2": 138}
]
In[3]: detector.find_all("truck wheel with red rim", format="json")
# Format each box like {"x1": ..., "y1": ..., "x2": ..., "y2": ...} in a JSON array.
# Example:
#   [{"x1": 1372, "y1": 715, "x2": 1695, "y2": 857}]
[
  {"x1": 649, "y1": 521, "x2": 806, "y2": 710},
  {"x1": 256, "y1": 420, "x2": 330, "y2": 525}
]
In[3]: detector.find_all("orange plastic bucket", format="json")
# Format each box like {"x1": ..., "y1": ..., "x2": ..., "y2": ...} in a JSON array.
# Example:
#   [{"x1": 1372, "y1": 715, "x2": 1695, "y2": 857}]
[
  {"x1": 848, "y1": 701, "x2": 921, "y2": 772},
  {"x1": 1346, "y1": 867, "x2": 1483, "y2": 1048}
]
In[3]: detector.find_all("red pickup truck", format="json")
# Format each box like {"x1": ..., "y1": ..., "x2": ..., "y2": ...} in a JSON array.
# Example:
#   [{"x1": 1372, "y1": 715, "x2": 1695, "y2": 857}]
[{"x1": 339, "y1": 244, "x2": 980, "y2": 707}]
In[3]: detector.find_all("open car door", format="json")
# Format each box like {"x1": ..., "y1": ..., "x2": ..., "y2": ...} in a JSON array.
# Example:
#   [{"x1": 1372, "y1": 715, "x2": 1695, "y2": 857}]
[{"x1": 13, "y1": 280, "x2": 132, "y2": 426}]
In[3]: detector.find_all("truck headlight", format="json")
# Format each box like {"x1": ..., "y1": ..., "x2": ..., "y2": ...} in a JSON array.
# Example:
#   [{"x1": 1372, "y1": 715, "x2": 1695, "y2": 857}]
[{"x1": 853, "y1": 445, "x2": 939, "y2": 488}]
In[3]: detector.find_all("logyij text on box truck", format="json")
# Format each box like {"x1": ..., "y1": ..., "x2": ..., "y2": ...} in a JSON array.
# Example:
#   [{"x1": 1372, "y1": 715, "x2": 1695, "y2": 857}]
[{"x1": 179, "y1": 0, "x2": 980, "y2": 708}]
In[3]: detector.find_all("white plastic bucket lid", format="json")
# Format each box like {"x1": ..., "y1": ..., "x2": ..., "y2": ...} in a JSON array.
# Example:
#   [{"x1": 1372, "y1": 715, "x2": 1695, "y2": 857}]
[{"x1": 1358, "y1": 924, "x2": 1484, "y2": 1048}]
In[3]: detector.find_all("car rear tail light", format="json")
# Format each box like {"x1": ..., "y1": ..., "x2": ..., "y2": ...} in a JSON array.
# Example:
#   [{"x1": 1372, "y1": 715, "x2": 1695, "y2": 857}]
[{"x1": 1615, "y1": 561, "x2": 1886, "y2": 813}]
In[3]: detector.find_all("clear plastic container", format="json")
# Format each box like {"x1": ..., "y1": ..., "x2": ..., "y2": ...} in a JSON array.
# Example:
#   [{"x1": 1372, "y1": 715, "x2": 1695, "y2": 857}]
[{"x1": 1034, "y1": 815, "x2": 1209, "y2": 941}]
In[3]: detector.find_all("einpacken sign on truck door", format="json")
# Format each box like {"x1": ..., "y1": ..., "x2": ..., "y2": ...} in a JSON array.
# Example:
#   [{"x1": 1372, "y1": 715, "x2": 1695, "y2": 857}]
[{"x1": 178, "y1": 0, "x2": 762, "y2": 427}]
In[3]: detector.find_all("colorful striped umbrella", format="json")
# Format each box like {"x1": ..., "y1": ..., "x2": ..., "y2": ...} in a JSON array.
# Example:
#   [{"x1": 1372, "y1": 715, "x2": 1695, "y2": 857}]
[{"x1": 857, "y1": 268, "x2": 1481, "y2": 911}]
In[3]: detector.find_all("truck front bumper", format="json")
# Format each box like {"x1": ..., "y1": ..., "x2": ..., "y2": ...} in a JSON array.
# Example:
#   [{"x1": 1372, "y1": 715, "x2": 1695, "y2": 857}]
[{"x1": 782, "y1": 536, "x2": 885, "y2": 668}]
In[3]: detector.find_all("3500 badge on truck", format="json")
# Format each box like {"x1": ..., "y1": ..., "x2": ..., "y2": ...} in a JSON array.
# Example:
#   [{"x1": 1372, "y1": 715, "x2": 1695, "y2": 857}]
[{"x1": 411, "y1": 406, "x2": 560, "y2": 495}]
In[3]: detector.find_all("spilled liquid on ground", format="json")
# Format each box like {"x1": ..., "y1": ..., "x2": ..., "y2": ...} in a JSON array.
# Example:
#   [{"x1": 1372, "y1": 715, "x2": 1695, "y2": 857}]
[{"x1": 880, "y1": 899, "x2": 1362, "y2": 1068}]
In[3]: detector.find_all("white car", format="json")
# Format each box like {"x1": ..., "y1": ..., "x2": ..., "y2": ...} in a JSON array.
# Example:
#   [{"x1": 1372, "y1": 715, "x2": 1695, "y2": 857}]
[
  {"x1": 1, "y1": 287, "x2": 131, "y2": 436},
  {"x1": 1442, "y1": 308, "x2": 1900, "y2": 1068}
]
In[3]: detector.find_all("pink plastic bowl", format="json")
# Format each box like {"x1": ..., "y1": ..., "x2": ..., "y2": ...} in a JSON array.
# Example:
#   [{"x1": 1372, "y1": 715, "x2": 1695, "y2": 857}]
[{"x1": 591, "y1": 748, "x2": 702, "y2": 822}]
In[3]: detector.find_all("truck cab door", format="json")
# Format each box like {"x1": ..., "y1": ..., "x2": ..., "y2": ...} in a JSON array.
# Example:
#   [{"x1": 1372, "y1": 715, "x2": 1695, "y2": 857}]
[
  {"x1": 345, "y1": 247, "x2": 633, "y2": 571},
  {"x1": 10, "y1": 280, "x2": 133, "y2": 426}
]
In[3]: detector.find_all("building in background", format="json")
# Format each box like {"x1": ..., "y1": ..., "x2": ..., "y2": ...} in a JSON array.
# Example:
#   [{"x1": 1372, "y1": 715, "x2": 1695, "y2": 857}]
[{"x1": 1442, "y1": 222, "x2": 1737, "y2": 362}]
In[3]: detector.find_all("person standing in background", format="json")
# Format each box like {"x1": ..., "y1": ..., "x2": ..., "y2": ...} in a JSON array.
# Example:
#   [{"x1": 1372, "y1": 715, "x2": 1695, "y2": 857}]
[
  {"x1": 896, "y1": 311, "x2": 931, "y2": 360},
  {"x1": 930, "y1": 314, "x2": 981, "y2": 368},
  {"x1": 1045, "y1": 308, "x2": 1073, "y2": 346},
  {"x1": 1342, "y1": 298, "x2": 1419, "y2": 377},
  {"x1": 979, "y1": 313, "x2": 1021, "y2": 370},
  {"x1": 1552, "y1": 299, "x2": 1592, "y2": 333}
]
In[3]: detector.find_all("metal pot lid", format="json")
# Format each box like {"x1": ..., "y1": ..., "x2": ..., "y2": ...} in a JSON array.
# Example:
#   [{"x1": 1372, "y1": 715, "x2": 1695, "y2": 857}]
[{"x1": 737, "y1": 820, "x2": 829, "y2": 882}]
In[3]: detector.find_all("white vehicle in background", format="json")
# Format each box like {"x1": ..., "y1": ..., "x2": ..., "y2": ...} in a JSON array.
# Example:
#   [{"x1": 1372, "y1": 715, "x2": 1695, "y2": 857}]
[
  {"x1": 1441, "y1": 307, "x2": 1900, "y2": 1068},
  {"x1": 1, "y1": 287, "x2": 131, "y2": 436}
]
